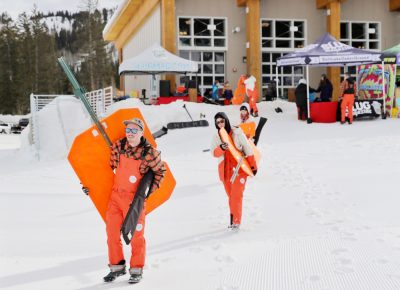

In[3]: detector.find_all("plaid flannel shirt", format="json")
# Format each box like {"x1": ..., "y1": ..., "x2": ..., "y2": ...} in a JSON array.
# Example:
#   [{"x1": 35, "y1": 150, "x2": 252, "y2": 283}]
[{"x1": 110, "y1": 138, "x2": 166, "y2": 193}]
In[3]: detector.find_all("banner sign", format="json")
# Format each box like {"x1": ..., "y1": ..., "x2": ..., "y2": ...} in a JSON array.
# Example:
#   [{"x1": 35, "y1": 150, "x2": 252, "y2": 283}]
[
  {"x1": 353, "y1": 100, "x2": 382, "y2": 119},
  {"x1": 358, "y1": 64, "x2": 396, "y2": 115}
]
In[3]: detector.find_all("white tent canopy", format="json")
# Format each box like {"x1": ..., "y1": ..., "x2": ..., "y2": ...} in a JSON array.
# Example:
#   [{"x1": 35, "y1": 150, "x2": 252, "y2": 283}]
[{"x1": 119, "y1": 43, "x2": 198, "y2": 75}]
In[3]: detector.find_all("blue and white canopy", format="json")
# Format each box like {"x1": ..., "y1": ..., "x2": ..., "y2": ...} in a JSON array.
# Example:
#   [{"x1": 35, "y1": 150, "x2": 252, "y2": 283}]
[
  {"x1": 119, "y1": 43, "x2": 199, "y2": 75},
  {"x1": 277, "y1": 33, "x2": 382, "y2": 67}
]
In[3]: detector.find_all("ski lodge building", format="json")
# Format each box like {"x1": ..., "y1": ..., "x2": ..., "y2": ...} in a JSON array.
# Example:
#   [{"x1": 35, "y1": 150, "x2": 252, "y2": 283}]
[{"x1": 103, "y1": 0, "x2": 400, "y2": 101}]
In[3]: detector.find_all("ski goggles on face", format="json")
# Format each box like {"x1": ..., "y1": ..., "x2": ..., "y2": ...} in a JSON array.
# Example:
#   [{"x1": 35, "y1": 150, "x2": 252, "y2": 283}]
[
  {"x1": 216, "y1": 119, "x2": 225, "y2": 125},
  {"x1": 125, "y1": 127, "x2": 140, "y2": 134}
]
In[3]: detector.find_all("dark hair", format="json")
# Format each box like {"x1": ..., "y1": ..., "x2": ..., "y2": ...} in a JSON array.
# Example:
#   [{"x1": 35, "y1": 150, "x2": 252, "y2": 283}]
[
  {"x1": 347, "y1": 77, "x2": 354, "y2": 85},
  {"x1": 240, "y1": 105, "x2": 248, "y2": 112},
  {"x1": 214, "y1": 112, "x2": 231, "y2": 133},
  {"x1": 320, "y1": 74, "x2": 328, "y2": 86}
]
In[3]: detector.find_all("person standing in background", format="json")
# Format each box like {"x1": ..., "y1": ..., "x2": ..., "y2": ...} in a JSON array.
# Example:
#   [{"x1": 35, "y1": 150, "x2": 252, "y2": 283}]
[
  {"x1": 212, "y1": 80, "x2": 220, "y2": 101},
  {"x1": 315, "y1": 74, "x2": 333, "y2": 102},
  {"x1": 223, "y1": 81, "x2": 233, "y2": 105}
]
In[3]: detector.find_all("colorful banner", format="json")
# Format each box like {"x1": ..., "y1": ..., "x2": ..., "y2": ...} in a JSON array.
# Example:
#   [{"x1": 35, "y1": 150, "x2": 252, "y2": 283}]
[{"x1": 358, "y1": 64, "x2": 396, "y2": 116}]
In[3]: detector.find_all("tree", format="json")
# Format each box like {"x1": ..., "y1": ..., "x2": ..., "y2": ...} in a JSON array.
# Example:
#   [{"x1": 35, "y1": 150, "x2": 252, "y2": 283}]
[{"x1": 0, "y1": 13, "x2": 21, "y2": 114}]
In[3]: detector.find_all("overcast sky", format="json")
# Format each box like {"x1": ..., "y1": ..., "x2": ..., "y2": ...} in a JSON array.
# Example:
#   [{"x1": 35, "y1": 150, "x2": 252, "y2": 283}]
[{"x1": 0, "y1": 0, "x2": 119, "y2": 19}]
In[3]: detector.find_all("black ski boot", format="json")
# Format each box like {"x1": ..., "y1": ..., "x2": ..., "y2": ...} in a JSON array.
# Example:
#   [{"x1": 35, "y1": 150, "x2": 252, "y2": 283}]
[
  {"x1": 128, "y1": 268, "x2": 143, "y2": 284},
  {"x1": 103, "y1": 260, "x2": 126, "y2": 282}
]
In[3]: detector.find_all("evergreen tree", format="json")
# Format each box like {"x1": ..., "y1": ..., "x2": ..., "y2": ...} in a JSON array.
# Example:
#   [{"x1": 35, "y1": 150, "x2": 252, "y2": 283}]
[
  {"x1": 0, "y1": 13, "x2": 21, "y2": 114},
  {"x1": 0, "y1": 5, "x2": 117, "y2": 114}
]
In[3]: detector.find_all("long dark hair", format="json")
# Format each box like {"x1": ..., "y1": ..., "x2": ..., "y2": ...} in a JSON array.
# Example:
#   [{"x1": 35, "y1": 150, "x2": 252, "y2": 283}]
[
  {"x1": 319, "y1": 74, "x2": 328, "y2": 87},
  {"x1": 214, "y1": 112, "x2": 232, "y2": 133}
]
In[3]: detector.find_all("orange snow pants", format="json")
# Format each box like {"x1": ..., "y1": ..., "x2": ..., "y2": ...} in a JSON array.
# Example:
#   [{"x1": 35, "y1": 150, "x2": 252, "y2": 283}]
[
  {"x1": 106, "y1": 155, "x2": 146, "y2": 268},
  {"x1": 341, "y1": 94, "x2": 355, "y2": 123},
  {"x1": 223, "y1": 153, "x2": 247, "y2": 225},
  {"x1": 247, "y1": 89, "x2": 259, "y2": 114}
]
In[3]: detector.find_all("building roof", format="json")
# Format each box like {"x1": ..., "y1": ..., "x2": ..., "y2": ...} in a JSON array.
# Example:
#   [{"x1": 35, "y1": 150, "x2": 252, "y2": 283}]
[{"x1": 103, "y1": 0, "x2": 142, "y2": 41}]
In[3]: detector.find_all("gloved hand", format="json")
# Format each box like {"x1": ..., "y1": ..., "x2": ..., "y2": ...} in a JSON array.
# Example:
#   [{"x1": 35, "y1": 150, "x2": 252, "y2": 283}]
[
  {"x1": 82, "y1": 186, "x2": 89, "y2": 195},
  {"x1": 251, "y1": 167, "x2": 257, "y2": 176},
  {"x1": 220, "y1": 142, "x2": 229, "y2": 150}
]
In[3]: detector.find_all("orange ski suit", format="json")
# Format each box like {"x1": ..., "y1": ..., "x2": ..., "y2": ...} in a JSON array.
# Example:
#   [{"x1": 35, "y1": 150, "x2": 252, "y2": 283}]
[
  {"x1": 247, "y1": 88, "x2": 259, "y2": 116},
  {"x1": 341, "y1": 93, "x2": 355, "y2": 123},
  {"x1": 106, "y1": 154, "x2": 146, "y2": 268},
  {"x1": 212, "y1": 127, "x2": 257, "y2": 225}
]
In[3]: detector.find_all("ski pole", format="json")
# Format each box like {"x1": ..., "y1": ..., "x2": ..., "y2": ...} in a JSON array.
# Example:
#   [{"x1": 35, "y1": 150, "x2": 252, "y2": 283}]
[
  {"x1": 57, "y1": 57, "x2": 112, "y2": 147},
  {"x1": 230, "y1": 156, "x2": 244, "y2": 184},
  {"x1": 182, "y1": 104, "x2": 194, "y2": 121}
]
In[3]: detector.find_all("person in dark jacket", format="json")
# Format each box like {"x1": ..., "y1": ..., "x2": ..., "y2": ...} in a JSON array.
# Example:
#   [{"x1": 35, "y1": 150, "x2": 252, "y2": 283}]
[
  {"x1": 315, "y1": 74, "x2": 333, "y2": 102},
  {"x1": 295, "y1": 78, "x2": 315, "y2": 120}
]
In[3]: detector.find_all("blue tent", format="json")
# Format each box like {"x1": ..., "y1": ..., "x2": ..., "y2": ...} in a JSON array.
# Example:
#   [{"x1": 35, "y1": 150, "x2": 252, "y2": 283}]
[
  {"x1": 277, "y1": 33, "x2": 383, "y2": 122},
  {"x1": 277, "y1": 33, "x2": 381, "y2": 67}
]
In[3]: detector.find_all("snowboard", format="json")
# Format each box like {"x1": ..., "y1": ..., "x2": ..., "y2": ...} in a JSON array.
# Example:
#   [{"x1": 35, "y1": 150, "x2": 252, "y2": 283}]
[
  {"x1": 232, "y1": 75, "x2": 246, "y2": 105},
  {"x1": 121, "y1": 170, "x2": 153, "y2": 245},
  {"x1": 219, "y1": 127, "x2": 255, "y2": 177},
  {"x1": 68, "y1": 108, "x2": 176, "y2": 221},
  {"x1": 167, "y1": 120, "x2": 209, "y2": 129},
  {"x1": 254, "y1": 117, "x2": 267, "y2": 146},
  {"x1": 152, "y1": 126, "x2": 168, "y2": 139},
  {"x1": 203, "y1": 97, "x2": 223, "y2": 106},
  {"x1": 238, "y1": 122, "x2": 256, "y2": 139}
]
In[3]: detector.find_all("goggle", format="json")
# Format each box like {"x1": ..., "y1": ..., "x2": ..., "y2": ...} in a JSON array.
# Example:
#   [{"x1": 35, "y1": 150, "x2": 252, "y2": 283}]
[
  {"x1": 125, "y1": 127, "x2": 141, "y2": 134},
  {"x1": 216, "y1": 119, "x2": 225, "y2": 125}
]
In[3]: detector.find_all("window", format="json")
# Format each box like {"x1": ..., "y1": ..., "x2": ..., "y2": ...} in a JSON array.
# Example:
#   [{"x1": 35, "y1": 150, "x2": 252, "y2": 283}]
[
  {"x1": 261, "y1": 19, "x2": 306, "y2": 50},
  {"x1": 262, "y1": 52, "x2": 303, "y2": 98},
  {"x1": 178, "y1": 17, "x2": 227, "y2": 49},
  {"x1": 340, "y1": 21, "x2": 380, "y2": 50},
  {"x1": 261, "y1": 18, "x2": 306, "y2": 98},
  {"x1": 179, "y1": 51, "x2": 225, "y2": 95},
  {"x1": 340, "y1": 21, "x2": 380, "y2": 79},
  {"x1": 178, "y1": 17, "x2": 227, "y2": 95}
]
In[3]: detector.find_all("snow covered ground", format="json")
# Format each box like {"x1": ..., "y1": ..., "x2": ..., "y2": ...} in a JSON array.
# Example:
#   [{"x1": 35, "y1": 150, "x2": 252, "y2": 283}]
[{"x1": 1, "y1": 99, "x2": 400, "y2": 290}]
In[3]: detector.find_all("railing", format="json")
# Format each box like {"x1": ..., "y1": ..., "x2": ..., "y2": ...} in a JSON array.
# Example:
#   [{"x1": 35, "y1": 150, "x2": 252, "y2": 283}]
[{"x1": 29, "y1": 87, "x2": 114, "y2": 156}]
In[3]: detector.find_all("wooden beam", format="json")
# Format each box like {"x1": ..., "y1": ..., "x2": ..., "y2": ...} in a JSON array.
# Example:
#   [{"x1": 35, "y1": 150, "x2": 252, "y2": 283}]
[
  {"x1": 237, "y1": 0, "x2": 247, "y2": 7},
  {"x1": 114, "y1": 0, "x2": 160, "y2": 49},
  {"x1": 161, "y1": 0, "x2": 177, "y2": 94},
  {"x1": 118, "y1": 48, "x2": 125, "y2": 93},
  {"x1": 326, "y1": 1, "x2": 341, "y2": 101},
  {"x1": 246, "y1": 0, "x2": 261, "y2": 101},
  {"x1": 326, "y1": 1, "x2": 340, "y2": 39},
  {"x1": 103, "y1": 0, "x2": 142, "y2": 41},
  {"x1": 390, "y1": 0, "x2": 400, "y2": 11},
  {"x1": 316, "y1": 0, "x2": 346, "y2": 9}
]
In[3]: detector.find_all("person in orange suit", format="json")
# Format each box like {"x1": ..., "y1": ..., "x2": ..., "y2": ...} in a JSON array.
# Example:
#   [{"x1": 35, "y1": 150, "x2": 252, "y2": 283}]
[
  {"x1": 340, "y1": 78, "x2": 356, "y2": 124},
  {"x1": 244, "y1": 75, "x2": 259, "y2": 117},
  {"x1": 104, "y1": 118, "x2": 166, "y2": 284},
  {"x1": 211, "y1": 112, "x2": 257, "y2": 230},
  {"x1": 239, "y1": 103, "x2": 252, "y2": 124},
  {"x1": 238, "y1": 103, "x2": 256, "y2": 140}
]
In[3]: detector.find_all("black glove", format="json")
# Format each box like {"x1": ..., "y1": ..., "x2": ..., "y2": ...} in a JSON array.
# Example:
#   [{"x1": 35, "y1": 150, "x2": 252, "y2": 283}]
[
  {"x1": 251, "y1": 167, "x2": 257, "y2": 176},
  {"x1": 82, "y1": 186, "x2": 89, "y2": 195},
  {"x1": 220, "y1": 142, "x2": 229, "y2": 150}
]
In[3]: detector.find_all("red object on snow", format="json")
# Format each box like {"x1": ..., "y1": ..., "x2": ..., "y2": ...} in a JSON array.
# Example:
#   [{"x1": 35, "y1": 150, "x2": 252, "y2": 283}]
[
  {"x1": 156, "y1": 96, "x2": 203, "y2": 105},
  {"x1": 310, "y1": 102, "x2": 338, "y2": 123},
  {"x1": 297, "y1": 102, "x2": 338, "y2": 123}
]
